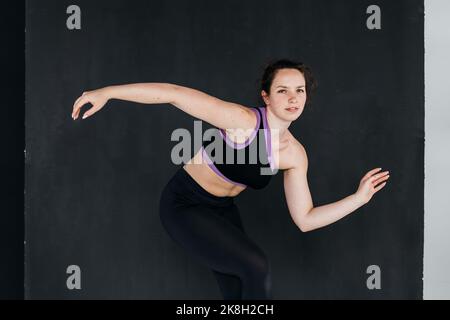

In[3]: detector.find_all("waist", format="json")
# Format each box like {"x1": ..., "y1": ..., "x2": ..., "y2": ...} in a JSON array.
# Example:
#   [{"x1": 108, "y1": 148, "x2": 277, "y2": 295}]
[
  {"x1": 169, "y1": 166, "x2": 236, "y2": 207},
  {"x1": 182, "y1": 161, "x2": 246, "y2": 197}
]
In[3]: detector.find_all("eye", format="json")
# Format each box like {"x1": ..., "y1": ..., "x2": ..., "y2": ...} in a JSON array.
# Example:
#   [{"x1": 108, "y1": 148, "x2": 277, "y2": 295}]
[{"x1": 278, "y1": 89, "x2": 305, "y2": 93}]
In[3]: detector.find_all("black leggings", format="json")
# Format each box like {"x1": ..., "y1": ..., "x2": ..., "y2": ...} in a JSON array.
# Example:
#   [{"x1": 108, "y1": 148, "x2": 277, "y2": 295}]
[{"x1": 159, "y1": 167, "x2": 273, "y2": 300}]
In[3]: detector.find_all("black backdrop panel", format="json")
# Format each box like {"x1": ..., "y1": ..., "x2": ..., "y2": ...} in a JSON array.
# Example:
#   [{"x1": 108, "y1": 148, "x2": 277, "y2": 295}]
[{"x1": 1, "y1": 0, "x2": 24, "y2": 300}]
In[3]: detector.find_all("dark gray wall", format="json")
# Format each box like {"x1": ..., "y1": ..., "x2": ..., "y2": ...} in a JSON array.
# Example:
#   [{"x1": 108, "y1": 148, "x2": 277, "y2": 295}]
[{"x1": 26, "y1": 0, "x2": 424, "y2": 299}]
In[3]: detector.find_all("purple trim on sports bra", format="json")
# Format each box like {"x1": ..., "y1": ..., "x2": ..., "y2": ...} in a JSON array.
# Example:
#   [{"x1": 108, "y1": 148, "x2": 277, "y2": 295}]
[
  {"x1": 219, "y1": 108, "x2": 261, "y2": 150},
  {"x1": 258, "y1": 107, "x2": 274, "y2": 171},
  {"x1": 201, "y1": 146, "x2": 248, "y2": 188}
]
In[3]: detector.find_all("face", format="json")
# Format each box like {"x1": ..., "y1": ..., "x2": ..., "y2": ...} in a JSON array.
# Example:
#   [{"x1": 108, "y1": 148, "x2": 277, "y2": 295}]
[{"x1": 261, "y1": 68, "x2": 307, "y2": 120}]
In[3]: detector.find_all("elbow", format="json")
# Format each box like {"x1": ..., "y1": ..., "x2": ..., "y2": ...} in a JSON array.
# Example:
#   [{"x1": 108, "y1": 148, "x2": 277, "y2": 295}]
[
  {"x1": 295, "y1": 212, "x2": 313, "y2": 233},
  {"x1": 297, "y1": 222, "x2": 312, "y2": 233}
]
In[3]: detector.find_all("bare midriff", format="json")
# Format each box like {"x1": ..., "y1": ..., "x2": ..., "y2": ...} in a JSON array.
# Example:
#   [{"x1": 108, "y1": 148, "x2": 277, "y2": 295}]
[{"x1": 182, "y1": 148, "x2": 247, "y2": 198}]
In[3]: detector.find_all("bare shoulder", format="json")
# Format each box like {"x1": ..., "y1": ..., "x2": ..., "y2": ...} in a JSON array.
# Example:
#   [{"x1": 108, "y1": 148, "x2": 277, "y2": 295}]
[
  {"x1": 292, "y1": 137, "x2": 308, "y2": 169},
  {"x1": 282, "y1": 134, "x2": 308, "y2": 172}
]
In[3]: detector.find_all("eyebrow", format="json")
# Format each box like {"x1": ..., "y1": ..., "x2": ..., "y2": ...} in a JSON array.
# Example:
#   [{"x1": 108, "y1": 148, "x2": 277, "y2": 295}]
[{"x1": 276, "y1": 85, "x2": 305, "y2": 88}]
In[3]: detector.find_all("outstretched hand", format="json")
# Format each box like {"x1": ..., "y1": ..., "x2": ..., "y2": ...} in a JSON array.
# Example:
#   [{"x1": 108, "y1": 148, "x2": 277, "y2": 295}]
[
  {"x1": 71, "y1": 88, "x2": 110, "y2": 120},
  {"x1": 355, "y1": 168, "x2": 390, "y2": 205}
]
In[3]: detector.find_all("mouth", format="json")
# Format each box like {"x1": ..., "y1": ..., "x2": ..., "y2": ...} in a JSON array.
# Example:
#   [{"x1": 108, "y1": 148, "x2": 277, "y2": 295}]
[{"x1": 285, "y1": 107, "x2": 300, "y2": 112}]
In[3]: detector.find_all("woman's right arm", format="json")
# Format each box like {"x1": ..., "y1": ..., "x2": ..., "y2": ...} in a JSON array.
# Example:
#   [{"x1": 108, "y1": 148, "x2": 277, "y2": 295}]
[{"x1": 71, "y1": 83, "x2": 256, "y2": 131}]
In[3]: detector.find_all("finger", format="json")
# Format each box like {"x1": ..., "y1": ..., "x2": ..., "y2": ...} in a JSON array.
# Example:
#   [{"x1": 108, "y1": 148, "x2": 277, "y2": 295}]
[
  {"x1": 365, "y1": 167, "x2": 382, "y2": 178},
  {"x1": 363, "y1": 167, "x2": 382, "y2": 180},
  {"x1": 73, "y1": 96, "x2": 83, "y2": 107},
  {"x1": 73, "y1": 92, "x2": 88, "y2": 114},
  {"x1": 374, "y1": 182, "x2": 387, "y2": 192},
  {"x1": 372, "y1": 174, "x2": 390, "y2": 185},
  {"x1": 82, "y1": 105, "x2": 98, "y2": 119},
  {"x1": 72, "y1": 96, "x2": 83, "y2": 116},
  {"x1": 372, "y1": 171, "x2": 390, "y2": 180},
  {"x1": 73, "y1": 98, "x2": 90, "y2": 119},
  {"x1": 72, "y1": 96, "x2": 85, "y2": 114},
  {"x1": 82, "y1": 109, "x2": 92, "y2": 119},
  {"x1": 370, "y1": 173, "x2": 389, "y2": 184}
]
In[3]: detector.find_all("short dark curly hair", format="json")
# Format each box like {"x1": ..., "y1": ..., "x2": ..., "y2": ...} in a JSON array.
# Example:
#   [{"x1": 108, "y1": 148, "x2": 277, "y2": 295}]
[{"x1": 259, "y1": 58, "x2": 318, "y2": 107}]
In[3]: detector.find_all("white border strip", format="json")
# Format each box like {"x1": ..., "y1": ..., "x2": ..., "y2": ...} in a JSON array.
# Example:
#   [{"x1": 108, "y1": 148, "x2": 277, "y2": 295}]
[{"x1": 424, "y1": 0, "x2": 450, "y2": 300}]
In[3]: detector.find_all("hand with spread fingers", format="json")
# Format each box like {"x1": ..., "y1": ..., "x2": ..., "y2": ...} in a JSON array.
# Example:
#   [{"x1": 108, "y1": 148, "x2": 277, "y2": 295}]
[
  {"x1": 355, "y1": 168, "x2": 390, "y2": 205},
  {"x1": 71, "y1": 88, "x2": 110, "y2": 120}
]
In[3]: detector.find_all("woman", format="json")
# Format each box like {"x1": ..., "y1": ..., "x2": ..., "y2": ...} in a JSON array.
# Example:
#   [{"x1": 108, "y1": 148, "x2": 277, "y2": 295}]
[{"x1": 71, "y1": 59, "x2": 390, "y2": 300}]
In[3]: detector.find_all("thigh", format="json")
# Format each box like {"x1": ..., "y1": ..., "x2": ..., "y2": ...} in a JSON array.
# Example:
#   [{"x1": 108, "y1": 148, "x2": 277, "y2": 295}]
[
  {"x1": 160, "y1": 201, "x2": 265, "y2": 277},
  {"x1": 217, "y1": 203, "x2": 246, "y2": 234}
]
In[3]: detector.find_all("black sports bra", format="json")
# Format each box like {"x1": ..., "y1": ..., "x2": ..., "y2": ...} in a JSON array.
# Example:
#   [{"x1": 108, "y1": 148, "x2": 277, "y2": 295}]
[{"x1": 201, "y1": 107, "x2": 276, "y2": 189}]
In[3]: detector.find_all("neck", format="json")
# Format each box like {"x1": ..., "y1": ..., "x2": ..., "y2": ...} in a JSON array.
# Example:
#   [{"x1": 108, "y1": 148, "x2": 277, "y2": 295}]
[{"x1": 265, "y1": 107, "x2": 291, "y2": 139}]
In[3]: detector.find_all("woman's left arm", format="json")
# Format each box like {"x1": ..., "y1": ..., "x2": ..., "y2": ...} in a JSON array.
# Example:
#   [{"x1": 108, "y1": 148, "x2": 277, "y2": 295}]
[{"x1": 283, "y1": 144, "x2": 390, "y2": 232}]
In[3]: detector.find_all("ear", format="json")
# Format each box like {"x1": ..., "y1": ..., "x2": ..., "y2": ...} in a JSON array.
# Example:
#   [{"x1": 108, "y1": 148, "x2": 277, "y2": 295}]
[{"x1": 261, "y1": 90, "x2": 270, "y2": 104}]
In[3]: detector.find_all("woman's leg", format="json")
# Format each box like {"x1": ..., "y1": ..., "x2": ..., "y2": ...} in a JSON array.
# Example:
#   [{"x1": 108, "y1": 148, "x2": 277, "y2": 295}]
[
  {"x1": 209, "y1": 204, "x2": 246, "y2": 300},
  {"x1": 160, "y1": 196, "x2": 272, "y2": 300},
  {"x1": 211, "y1": 270, "x2": 242, "y2": 300}
]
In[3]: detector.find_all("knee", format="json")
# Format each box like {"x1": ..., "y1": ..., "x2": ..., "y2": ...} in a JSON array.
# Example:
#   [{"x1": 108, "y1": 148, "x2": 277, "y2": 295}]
[
  {"x1": 239, "y1": 250, "x2": 273, "y2": 299},
  {"x1": 241, "y1": 250, "x2": 271, "y2": 281}
]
